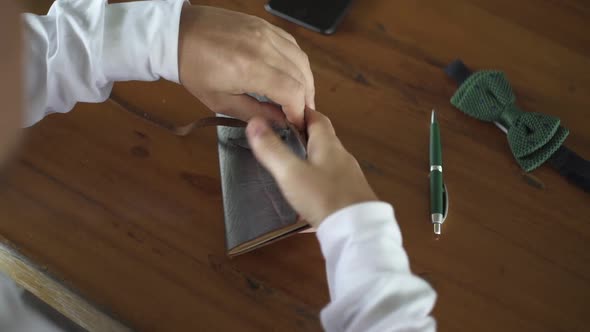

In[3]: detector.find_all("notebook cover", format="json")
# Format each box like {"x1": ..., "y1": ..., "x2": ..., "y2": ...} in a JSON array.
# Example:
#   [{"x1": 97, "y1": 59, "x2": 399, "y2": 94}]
[{"x1": 217, "y1": 124, "x2": 308, "y2": 256}]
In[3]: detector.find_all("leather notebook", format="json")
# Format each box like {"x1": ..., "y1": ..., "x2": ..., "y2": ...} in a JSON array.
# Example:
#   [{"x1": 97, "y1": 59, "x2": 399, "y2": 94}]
[
  {"x1": 107, "y1": 95, "x2": 310, "y2": 257},
  {"x1": 217, "y1": 123, "x2": 309, "y2": 256}
]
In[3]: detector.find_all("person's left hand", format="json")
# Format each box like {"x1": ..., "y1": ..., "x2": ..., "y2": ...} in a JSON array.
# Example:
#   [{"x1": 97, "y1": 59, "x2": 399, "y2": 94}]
[{"x1": 178, "y1": 5, "x2": 314, "y2": 129}]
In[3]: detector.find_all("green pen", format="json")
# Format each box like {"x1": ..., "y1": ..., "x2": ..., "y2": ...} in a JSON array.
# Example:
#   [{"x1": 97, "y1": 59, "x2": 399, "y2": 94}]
[{"x1": 430, "y1": 110, "x2": 448, "y2": 234}]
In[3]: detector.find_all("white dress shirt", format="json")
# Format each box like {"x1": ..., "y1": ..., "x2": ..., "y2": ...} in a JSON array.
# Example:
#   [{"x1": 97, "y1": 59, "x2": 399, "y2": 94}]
[
  {"x1": 318, "y1": 203, "x2": 436, "y2": 331},
  {"x1": 2, "y1": 1, "x2": 437, "y2": 331}
]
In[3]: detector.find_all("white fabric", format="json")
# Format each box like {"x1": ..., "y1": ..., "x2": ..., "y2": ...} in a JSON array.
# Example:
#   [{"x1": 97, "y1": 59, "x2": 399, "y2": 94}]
[
  {"x1": 317, "y1": 202, "x2": 436, "y2": 331},
  {"x1": 21, "y1": 0, "x2": 186, "y2": 127},
  {"x1": 0, "y1": 273, "x2": 62, "y2": 332},
  {"x1": 4, "y1": 1, "x2": 437, "y2": 331}
]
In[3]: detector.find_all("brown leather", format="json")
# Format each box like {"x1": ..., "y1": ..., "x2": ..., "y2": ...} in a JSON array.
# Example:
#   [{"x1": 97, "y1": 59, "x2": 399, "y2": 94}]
[
  {"x1": 172, "y1": 117, "x2": 247, "y2": 135},
  {"x1": 108, "y1": 96, "x2": 248, "y2": 135}
]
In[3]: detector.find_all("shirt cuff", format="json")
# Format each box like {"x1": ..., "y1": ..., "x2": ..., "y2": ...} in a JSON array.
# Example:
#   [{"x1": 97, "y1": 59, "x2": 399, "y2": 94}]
[
  {"x1": 316, "y1": 201, "x2": 402, "y2": 254},
  {"x1": 102, "y1": 0, "x2": 187, "y2": 84}
]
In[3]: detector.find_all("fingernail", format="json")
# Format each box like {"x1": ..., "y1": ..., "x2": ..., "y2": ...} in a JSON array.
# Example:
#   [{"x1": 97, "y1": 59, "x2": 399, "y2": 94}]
[
  {"x1": 310, "y1": 100, "x2": 316, "y2": 111},
  {"x1": 247, "y1": 120, "x2": 268, "y2": 138}
]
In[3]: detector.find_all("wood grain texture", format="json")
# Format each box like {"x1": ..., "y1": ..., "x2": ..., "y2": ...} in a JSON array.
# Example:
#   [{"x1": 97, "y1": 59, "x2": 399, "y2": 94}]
[
  {"x1": 2, "y1": 0, "x2": 589, "y2": 331},
  {"x1": 0, "y1": 240, "x2": 131, "y2": 332}
]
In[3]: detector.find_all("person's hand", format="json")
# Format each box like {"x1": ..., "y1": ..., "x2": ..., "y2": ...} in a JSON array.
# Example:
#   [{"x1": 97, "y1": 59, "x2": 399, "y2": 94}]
[
  {"x1": 178, "y1": 5, "x2": 314, "y2": 129},
  {"x1": 246, "y1": 110, "x2": 378, "y2": 227}
]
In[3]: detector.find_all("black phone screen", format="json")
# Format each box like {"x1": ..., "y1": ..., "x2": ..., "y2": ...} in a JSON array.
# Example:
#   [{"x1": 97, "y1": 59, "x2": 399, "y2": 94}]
[{"x1": 266, "y1": 0, "x2": 353, "y2": 34}]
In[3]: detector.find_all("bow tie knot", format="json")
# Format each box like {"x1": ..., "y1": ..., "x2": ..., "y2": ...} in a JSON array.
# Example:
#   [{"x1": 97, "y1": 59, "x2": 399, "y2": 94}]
[{"x1": 451, "y1": 70, "x2": 569, "y2": 171}]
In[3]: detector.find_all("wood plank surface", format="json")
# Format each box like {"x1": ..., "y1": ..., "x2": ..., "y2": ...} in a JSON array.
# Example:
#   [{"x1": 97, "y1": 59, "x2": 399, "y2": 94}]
[{"x1": 1, "y1": 1, "x2": 589, "y2": 331}]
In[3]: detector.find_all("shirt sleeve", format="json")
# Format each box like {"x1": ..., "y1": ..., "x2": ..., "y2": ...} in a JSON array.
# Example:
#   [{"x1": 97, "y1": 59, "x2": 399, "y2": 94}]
[
  {"x1": 0, "y1": 272, "x2": 62, "y2": 332},
  {"x1": 21, "y1": 0, "x2": 187, "y2": 127},
  {"x1": 316, "y1": 202, "x2": 437, "y2": 332}
]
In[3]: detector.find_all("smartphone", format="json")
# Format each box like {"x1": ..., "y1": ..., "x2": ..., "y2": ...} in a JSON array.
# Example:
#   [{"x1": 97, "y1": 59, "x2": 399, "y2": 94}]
[{"x1": 265, "y1": 0, "x2": 353, "y2": 35}]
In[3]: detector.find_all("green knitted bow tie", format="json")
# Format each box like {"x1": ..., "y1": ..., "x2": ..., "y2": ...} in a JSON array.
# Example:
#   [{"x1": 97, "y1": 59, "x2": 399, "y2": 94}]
[{"x1": 451, "y1": 70, "x2": 569, "y2": 172}]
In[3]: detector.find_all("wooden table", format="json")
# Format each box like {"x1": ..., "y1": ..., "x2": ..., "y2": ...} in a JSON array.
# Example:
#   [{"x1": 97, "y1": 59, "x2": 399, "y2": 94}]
[{"x1": 1, "y1": 1, "x2": 589, "y2": 331}]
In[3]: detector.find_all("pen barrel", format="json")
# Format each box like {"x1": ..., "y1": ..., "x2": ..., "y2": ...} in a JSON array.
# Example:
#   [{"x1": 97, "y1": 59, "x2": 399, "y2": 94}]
[
  {"x1": 430, "y1": 123, "x2": 442, "y2": 165},
  {"x1": 430, "y1": 170, "x2": 444, "y2": 214}
]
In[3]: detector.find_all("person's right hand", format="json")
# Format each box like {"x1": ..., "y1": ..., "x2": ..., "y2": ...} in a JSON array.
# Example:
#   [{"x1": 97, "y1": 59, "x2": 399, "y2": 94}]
[
  {"x1": 246, "y1": 109, "x2": 378, "y2": 228},
  {"x1": 178, "y1": 5, "x2": 314, "y2": 129}
]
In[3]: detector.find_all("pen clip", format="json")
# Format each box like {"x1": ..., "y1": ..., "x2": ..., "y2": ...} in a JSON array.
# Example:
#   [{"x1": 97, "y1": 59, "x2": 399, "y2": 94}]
[{"x1": 442, "y1": 183, "x2": 449, "y2": 221}]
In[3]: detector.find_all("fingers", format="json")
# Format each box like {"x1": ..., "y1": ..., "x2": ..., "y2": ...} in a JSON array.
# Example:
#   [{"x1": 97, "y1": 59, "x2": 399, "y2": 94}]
[
  {"x1": 304, "y1": 109, "x2": 341, "y2": 160},
  {"x1": 247, "y1": 22, "x2": 313, "y2": 128},
  {"x1": 246, "y1": 117, "x2": 307, "y2": 182},
  {"x1": 246, "y1": 65, "x2": 306, "y2": 129},
  {"x1": 306, "y1": 108, "x2": 336, "y2": 139},
  {"x1": 262, "y1": 54, "x2": 308, "y2": 108},
  {"x1": 268, "y1": 31, "x2": 315, "y2": 110},
  {"x1": 206, "y1": 94, "x2": 286, "y2": 126}
]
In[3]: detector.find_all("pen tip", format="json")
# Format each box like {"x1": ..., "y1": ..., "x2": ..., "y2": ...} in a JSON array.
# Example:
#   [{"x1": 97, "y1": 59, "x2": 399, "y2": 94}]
[
  {"x1": 434, "y1": 223, "x2": 441, "y2": 235},
  {"x1": 431, "y1": 110, "x2": 436, "y2": 124}
]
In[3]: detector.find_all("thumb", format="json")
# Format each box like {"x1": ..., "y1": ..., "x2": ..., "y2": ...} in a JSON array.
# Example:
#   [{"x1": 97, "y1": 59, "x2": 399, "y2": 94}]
[{"x1": 246, "y1": 117, "x2": 306, "y2": 182}]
